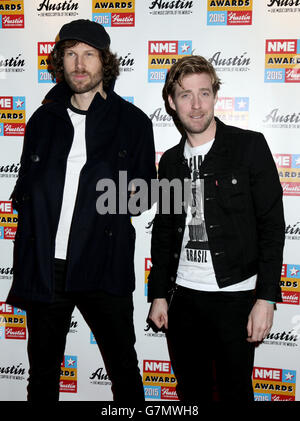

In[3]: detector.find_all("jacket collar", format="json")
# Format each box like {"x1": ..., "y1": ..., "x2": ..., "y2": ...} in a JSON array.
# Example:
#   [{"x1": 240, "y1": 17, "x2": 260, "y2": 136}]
[
  {"x1": 174, "y1": 117, "x2": 230, "y2": 163},
  {"x1": 43, "y1": 80, "x2": 73, "y2": 106},
  {"x1": 42, "y1": 80, "x2": 116, "y2": 117}
]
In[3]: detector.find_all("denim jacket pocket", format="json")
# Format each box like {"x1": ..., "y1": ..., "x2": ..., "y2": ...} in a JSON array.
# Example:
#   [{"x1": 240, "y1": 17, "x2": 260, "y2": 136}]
[{"x1": 215, "y1": 172, "x2": 246, "y2": 212}]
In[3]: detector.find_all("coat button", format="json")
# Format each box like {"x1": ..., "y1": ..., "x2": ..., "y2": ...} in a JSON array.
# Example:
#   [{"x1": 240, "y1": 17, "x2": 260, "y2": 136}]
[
  {"x1": 177, "y1": 227, "x2": 183, "y2": 233},
  {"x1": 214, "y1": 251, "x2": 225, "y2": 256},
  {"x1": 118, "y1": 150, "x2": 127, "y2": 158},
  {"x1": 30, "y1": 154, "x2": 40, "y2": 162},
  {"x1": 232, "y1": 178, "x2": 237, "y2": 185}
]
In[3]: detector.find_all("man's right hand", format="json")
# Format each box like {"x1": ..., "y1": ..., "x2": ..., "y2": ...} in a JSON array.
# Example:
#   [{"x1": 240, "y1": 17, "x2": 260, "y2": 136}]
[{"x1": 148, "y1": 298, "x2": 169, "y2": 329}]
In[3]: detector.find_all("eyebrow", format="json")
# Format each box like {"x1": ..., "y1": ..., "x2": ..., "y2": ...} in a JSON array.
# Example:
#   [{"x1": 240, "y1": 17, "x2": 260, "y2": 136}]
[
  {"x1": 64, "y1": 48, "x2": 96, "y2": 53},
  {"x1": 178, "y1": 87, "x2": 211, "y2": 94}
]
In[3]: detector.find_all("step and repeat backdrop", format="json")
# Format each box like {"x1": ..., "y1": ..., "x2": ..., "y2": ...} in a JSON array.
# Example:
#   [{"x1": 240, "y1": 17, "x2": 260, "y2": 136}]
[{"x1": 0, "y1": 0, "x2": 300, "y2": 402}]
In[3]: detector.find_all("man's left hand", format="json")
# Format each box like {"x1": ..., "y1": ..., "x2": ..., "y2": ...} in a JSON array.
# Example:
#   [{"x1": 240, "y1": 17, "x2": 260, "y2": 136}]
[{"x1": 246, "y1": 299, "x2": 274, "y2": 343}]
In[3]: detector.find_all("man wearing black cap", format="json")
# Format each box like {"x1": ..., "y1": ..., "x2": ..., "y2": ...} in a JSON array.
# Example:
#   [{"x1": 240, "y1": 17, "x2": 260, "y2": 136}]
[{"x1": 7, "y1": 19, "x2": 156, "y2": 402}]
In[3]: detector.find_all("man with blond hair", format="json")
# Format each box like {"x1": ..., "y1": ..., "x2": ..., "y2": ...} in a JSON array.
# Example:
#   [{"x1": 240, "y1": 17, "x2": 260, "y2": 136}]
[{"x1": 148, "y1": 55, "x2": 284, "y2": 402}]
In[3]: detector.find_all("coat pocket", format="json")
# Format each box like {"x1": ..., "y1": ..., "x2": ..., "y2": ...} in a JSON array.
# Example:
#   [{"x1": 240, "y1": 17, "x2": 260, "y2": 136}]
[{"x1": 215, "y1": 171, "x2": 247, "y2": 212}]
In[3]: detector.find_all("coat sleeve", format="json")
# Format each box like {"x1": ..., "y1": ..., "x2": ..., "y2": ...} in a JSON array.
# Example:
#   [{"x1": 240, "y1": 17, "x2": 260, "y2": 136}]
[
  {"x1": 250, "y1": 133, "x2": 285, "y2": 302},
  {"x1": 129, "y1": 116, "x2": 157, "y2": 215},
  {"x1": 10, "y1": 117, "x2": 35, "y2": 211},
  {"x1": 147, "y1": 153, "x2": 175, "y2": 302}
]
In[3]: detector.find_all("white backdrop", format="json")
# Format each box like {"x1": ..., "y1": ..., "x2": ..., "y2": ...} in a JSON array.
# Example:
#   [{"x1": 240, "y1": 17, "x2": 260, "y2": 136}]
[{"x1": 0, "y1": 0, "x2": 300, "y2": 402}]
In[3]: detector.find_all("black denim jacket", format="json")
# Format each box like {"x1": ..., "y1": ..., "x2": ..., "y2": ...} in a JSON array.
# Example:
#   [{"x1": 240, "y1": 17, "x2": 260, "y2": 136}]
[{"x1": 148, "y1": 118, "x2": 285, "y2": 303}]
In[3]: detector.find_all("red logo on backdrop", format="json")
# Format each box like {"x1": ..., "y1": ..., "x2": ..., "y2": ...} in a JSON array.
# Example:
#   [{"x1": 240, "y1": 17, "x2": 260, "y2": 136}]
[
  {"x1": 161, "y1": 387, "x2": 178, "y2": 400},
  {"x1": 285, "y1": 69, "x2": 300, "y2": 83},
  {"x1": 272, "y1": 394, "x2": 295, "y2": 401},
  {"x1": 4, "y1": 227, "x2": 17, "y2": 239},
  {"x1": 0, "y1": 1, "x2": 24, "y2": 28},
  {"x1": 265, "y1": 39, "x2": 297, "y2": 54},
  {"x1": 227, "y1": 11, "x2": 252, "y2": 25},
  {"x1": 111, "y1": 13, "x2": 134, "y2": 26},
  {"x1": 1, "y1": 15, "x2": 24, "y2": 28}
]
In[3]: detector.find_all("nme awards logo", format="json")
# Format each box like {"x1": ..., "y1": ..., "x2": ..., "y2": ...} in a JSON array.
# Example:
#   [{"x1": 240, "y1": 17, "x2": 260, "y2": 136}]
[
  {"x1": 92, "y1": 0, "x2": 135, "y2": 27},
  {"x1": 280, "y1": 263, "x2": 300, "y2": 305},
  {"x1": 145, "y1": 258, "x2": 152, "y2": 295},
  {"x1": 0, "y1": 96, "x2": 25, "y2": 137},
  {"x1": 215, "y1": 97, "x2": 249, "y2": 128},
  {"x1": 274, "y1": 154, "x2": 300, "y2": 196},
  {"x1": 0, "y1": 0, "x2": 24, "y2": 28},
  {"x1": 148, "y1": 40, "x2": 192, "y2": 83},
  {"x1": 60, "y1": 355, "x2": 77, "y2": 393},
  {"x1": 38, "y1": 42, "x2": 55, "y2": 83},
  {"x1": 253, "y1": 367, "x2": 296, "y2": 401},
  {"x1": 0, "y1": 302, "x2": 26, "y2": 340},
  {"x1": 265, "y1": 39, "x2": 300, "y2": 83},
  {"x1": 0, "y1": 201, "x2": 18, "y2": 240},
  {"x1": 207, "y1": 0, "x2": 252, "y2": 26},
  {"x1": 143, "y1": 360, "x2": 178, "y2": 400}
]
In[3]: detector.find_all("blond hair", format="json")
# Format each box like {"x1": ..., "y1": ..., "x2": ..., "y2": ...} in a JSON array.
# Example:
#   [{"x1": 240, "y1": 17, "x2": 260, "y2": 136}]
[{"x1": 163, "y1": 55, "x2": 221, "y2": 100}]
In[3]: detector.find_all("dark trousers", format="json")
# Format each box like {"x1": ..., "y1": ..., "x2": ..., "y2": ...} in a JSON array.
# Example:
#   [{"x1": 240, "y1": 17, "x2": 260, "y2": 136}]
[
  {"x1": 26, "y1": 259, "x2": 144, "y2": 402},
  {"x1": 167, "y1": 286, "x2": 255, "y2": 402}
]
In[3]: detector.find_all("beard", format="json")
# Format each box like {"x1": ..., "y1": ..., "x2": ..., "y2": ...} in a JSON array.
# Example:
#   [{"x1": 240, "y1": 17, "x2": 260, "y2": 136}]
[
  {"x1": 181, "y1": 112, "x2": 214, "y2": 136},
  {"x1": 64, "y1": 70, "x2": 103, "y2": 94}
]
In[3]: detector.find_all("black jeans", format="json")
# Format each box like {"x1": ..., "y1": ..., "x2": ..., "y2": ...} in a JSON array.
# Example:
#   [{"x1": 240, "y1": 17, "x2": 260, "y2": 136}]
[
  {"x1": 167, "y1": 286, "x2": 255, "y2": 402},
  {"x1": 26, "y1": 259, "x2": 144, "y2": 402}
]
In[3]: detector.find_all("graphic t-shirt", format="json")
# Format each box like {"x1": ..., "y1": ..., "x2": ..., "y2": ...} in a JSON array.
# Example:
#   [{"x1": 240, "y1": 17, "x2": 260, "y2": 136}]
[{"x1": 176, "y1": 139, "x2": 257, "y2": 292}]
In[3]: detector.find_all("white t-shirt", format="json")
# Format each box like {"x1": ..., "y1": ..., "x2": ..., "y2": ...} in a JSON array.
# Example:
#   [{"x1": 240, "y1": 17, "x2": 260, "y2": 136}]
[
  {"x1": 55, "y1": 108, "x2": 87, "y2": 259},
  {"x1": 176, "y1": 139, "x2": 257, "y2": 292}
]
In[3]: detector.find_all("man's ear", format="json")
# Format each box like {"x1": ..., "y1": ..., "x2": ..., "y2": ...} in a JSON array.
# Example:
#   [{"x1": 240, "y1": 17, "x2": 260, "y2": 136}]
[
  {"x1": 214, "y1": 93, "x2": 218, "y2": 106},
  {"x1": 168, "y1": 94, "x2": 176, "y2": 111}
]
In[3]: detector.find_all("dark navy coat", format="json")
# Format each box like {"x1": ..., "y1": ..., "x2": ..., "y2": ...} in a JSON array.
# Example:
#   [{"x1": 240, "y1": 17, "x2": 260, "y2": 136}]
[{"x1": 7, "y1": 82, "x2": 156, "y2": 308}]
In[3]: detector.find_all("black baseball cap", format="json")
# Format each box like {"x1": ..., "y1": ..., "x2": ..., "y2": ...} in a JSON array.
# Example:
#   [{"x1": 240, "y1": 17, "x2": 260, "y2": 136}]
[{"x1": 55, "y1": 19, "x2": 110, "y2": 50}]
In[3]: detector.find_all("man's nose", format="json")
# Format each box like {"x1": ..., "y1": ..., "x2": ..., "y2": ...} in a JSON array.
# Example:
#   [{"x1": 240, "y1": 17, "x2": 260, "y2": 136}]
[
  {"x1": 75, "y1": 55, "x2": 85, "y2": 71},
  {"x1": 192, "y1": 95, "x2": 201, "y2": 108}
]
